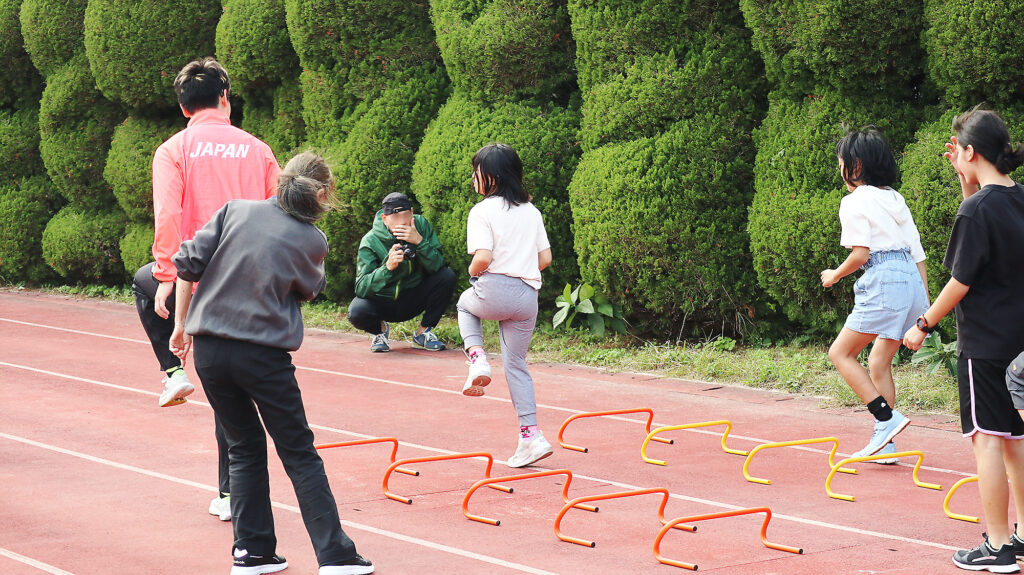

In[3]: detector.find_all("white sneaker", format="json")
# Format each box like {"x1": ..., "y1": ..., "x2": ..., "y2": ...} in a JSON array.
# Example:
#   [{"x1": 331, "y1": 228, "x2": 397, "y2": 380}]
[
  {"x1": 159, "y1": 368, "x2": 194, "y2": 407},
  {"x1": 209, "y1": 495, "x2": 231, "y2": 521},
  {"x1": 508, "y1": 433, "x2": 553, "y2": 468},
  {"x1": 462, "y1": 353, "x2": 491, "y2": 397},
  {"x1": 870, "y1": 442, "x2": 899, "y2": 465},
  {"x1": 853, "y1": 410, "x2": 910, "y2": 456}
]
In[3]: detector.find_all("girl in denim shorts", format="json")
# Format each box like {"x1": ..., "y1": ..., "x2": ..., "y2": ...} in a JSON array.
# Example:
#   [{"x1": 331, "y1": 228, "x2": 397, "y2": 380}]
[{"x1": 820, "y1": 127, "x2": 929, "y2": 462}]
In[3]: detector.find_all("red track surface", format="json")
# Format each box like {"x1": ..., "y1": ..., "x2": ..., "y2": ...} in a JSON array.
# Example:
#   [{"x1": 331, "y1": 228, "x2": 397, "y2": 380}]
[{"x1": 0, "y1": 290, "x2": 993, "y2": 574}]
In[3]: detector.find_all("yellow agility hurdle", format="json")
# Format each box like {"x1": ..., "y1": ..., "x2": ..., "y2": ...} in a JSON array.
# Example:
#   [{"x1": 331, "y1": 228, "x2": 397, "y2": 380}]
[
  {"x1": 641, "y1": 421, "x2": 748, "y2": 466},
  {"x1": 944, "y1": 475, "x2": 980, "y2": 523},
  {"x1": 742, "y1": 437, "x2": 857, "y2": 485},
  {"x1": 826, "y1": 450, "x2": 942, "y2": 502}
]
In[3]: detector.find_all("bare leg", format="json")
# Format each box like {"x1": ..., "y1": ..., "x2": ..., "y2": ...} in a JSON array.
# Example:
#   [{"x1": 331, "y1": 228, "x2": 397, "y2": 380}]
[
  {"x1": 867, "y1": 338, "x2": 901, "y2": 406},
  {"x1": 974, "y1": 432, "x2": 1011, "y2": 546},
  {"x1": 1003, "y1": 436, "x2": 1024, "y2": 540},
  {"x1": 828, "y1": 328, "x2": 881, "y2": 404}
]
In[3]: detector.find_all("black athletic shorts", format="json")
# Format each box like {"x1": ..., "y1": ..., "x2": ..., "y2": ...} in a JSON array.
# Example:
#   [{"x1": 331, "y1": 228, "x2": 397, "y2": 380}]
[{"x1": 958, "y1": 356, "x2": 1024, "y2": 437}]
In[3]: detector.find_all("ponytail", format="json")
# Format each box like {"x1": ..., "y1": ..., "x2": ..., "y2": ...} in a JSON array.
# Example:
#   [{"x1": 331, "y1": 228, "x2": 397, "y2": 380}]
[
  {"x1": 277, "y1": 152, "x2": 335, "y2": 223},
  {"x1": 996, "y1": 143, "x2": 1024, "y2": 175}
]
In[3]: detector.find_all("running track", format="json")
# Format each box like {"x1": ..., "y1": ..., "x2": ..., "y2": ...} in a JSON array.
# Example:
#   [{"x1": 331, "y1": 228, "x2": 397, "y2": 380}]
[{"x1": 0, "y1": 290, "x2": 992, "y2": 573}]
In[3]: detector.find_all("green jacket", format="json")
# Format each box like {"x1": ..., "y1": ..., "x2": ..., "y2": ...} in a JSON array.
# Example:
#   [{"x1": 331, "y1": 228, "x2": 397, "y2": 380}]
[{"x1": 354, "y1": 210, "x2": 447, "y2": 300}]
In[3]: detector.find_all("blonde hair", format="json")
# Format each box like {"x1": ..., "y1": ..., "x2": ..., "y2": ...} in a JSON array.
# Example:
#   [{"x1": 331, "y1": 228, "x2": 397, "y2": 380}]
[{"x1": 277, "y1": 152, "x2": 335, "y2": 223}]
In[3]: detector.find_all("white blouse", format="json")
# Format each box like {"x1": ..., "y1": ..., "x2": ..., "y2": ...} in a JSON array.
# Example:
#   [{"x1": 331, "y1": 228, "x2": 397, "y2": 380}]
[{"x1": 838, "y1": 185, "x2": 926, "y2": 263}]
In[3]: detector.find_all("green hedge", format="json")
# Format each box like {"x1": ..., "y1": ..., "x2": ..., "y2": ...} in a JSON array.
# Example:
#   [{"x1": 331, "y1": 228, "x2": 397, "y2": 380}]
[
  {"x1": 569, "y1": 118, "x2": 758, "y2": 333},
  {"x1": 41, "y1": 204, "x2": 125, "y2": 283},
  {"x1": 0, "y1": 0, "x2": 42, "y2": 108},
  {"x1": 411, "y1": 94, "x2": 581, "y2": 299},
  {"x1": 922, "y1": 1, "x2": 1024, "y2": 109},
  {"x1": 38, "y1": 54, "x2": 122, "y2": 211},
  {"x1": 106, "y1": 115, "x2": 182, "y2": 222},
  {"x1": 19, "y1": 0, "x2": 86, "y2": 77},
  {"x1": 240, "y1": 83, "x2": 306, "y2": 160},
  {"x1": 0, "y1": 105, "x2": 44, "y2": 187},
  {"x1": 429, "y1": 0, "x2": 575, "y2": 104},
  {"x1": 739, "y1": 0, "x2": 925, "y2": 99},
  {"x1": 84, "y1": 0, "x2": 219, "y2": 109},
  {"x1": 119, "y1": 221, "x2": 153, "y2": 279},
  {"x1": 747, "y1": 94, "x2": 925, "y2": 333},
  {"x1": 0, "y1": 175, "x2": 58, "y2": 283},
  {"x1": 216, "y1": 0, "x2": 298, "y2": 102}
]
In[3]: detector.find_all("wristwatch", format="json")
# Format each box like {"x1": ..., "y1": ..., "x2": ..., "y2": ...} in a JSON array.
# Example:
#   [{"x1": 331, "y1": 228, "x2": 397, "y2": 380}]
[{"x1": 916, "y1": 315, "x2": 936, "y2": 334}]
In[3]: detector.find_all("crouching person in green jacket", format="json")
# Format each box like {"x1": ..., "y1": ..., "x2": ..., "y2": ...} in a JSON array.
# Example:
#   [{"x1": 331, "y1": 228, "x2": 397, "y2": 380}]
[{"x1": 348, "y1": 192, "x2": 456, "y2": 352}]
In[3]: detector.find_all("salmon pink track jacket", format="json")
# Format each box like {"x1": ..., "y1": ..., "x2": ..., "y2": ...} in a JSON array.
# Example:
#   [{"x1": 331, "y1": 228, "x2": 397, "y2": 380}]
[{"x1": 150, "y1": 109, "x2": 280, "y2": 283}]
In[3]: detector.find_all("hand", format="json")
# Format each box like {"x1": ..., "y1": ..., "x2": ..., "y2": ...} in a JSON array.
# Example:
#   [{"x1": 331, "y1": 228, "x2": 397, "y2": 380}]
[
  {"x1": 903, "y1": 325, "x2": 927, "y2": 351},
  {"x1": 169, "y1": 323, "x2": 191, "y2": 364},
  {"x1": 154, "y1": 280, "x2": 174, "y2": 319},
  {"x1": 820, "y1": 269, "x2": 839, "y2": 288},
  {"x1": 944, "y1": 136, "x2": 967, "y2": 182},
  {"x1": 392, "y1": 223, "x2": 422, "y2": 245},
  {"x1": 385, "y1": 244, "x2": 405, "y2": 271}
]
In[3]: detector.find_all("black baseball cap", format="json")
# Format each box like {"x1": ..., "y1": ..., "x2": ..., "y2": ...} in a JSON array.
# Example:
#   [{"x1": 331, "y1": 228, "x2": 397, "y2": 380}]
[{"x1": 382, "y1": 192, "x2": 412, "y2": 215}]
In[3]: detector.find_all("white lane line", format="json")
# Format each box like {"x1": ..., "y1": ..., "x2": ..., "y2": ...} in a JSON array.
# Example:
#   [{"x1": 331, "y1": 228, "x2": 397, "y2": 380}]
[
  {"x1": 2, "y1": 361, "x2": 960, "y2": 553},
  {"x1": 0, "y1": 548, "x2": 76, "y2": 575},
  {"x1": 0, "y1": 431, "x2": 557, "y2": 575},
  {"x1": 0, "y1": 317, "x2": 974, "y2": 478}
]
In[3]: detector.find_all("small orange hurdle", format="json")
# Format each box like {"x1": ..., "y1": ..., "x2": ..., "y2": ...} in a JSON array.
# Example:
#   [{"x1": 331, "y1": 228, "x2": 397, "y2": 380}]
[
  {"x1": 654, "y1": 507, "x2": 802, "y2": 570},
  {"x1": 382, "y1": 452, "x2": 512, "y2": 505},
  {"x1": 558, "y1": 408, "x2": 673, "y2": 453},
  {"x1": 462, "y1": 469, "x2": 598, "y2": 526},
  {"x1": 554, "y1": 487, "x2": 687, "y2": 548},
  {"x1": 315, "y1": 437, "x2": 418, "y2": 476}
]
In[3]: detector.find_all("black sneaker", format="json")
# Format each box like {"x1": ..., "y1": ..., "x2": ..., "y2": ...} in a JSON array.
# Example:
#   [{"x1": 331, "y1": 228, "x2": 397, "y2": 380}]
[
  {"x1": 1011, "y1": 532, "x2": 1024, "y2": 557},
  {"x1": 952, "y1": 539, "x2": 1019, "y2": 573},
  {"x1": 319, "y1": 554, "x2": 374, "y2": 574},
  {"x1": 231, "y1": 548, "x2": 288, "y2": 575}
]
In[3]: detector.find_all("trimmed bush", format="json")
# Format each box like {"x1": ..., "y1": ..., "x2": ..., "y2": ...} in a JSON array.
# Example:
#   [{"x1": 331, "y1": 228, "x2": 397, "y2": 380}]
[
  {"x1": 739, "y1": 0, "x2": 925, "y2": 99},
  {"x1": 429, "y1": 0, "x2": 575, "y2": 104},
  {"x1": 84, "y1": 0, "x2": 219, "y2": 109},
  {"x1": 922, "y1": 1, "x2": 1024, "y2": 109},
  {"x1": 38, "y1": 54, "x2": 122, "y2": 211},
  {"x1": 411, "y1": 94, "x2": 581, "y2": 299},
  {"x1": 0, "y1": 176, "x2": 59, "y2": 283},
  {"x1": 747, "y1": 93, "x2": 925, "y2": 333},
  {"x1": 215, "y1": 0, "x2": 298, "y2": 102},
  {"x1": 0, "y1": 105, "x2": 44, "y2": 187},
  {"x1": 106, "y1": 115, "x2": 182, "y2": 222},
  {"x1": 119, "y1": 221, "x2": 153, "y2": 279},
  {"x1": 240, "y1": 83, "x2": 306, "y2": 160},
  {"x1": 41, "y1": 204, "x2": 125, "y2": 283},
  {"x1": 19, "y1": 0, "x2": 86, "y2": 77},
  {"x1": 569, "y1": 117, "x2": 758, "y2": 334},
  {"x1": 0, "y1": 0, "x2": 43, "y2": 108}
]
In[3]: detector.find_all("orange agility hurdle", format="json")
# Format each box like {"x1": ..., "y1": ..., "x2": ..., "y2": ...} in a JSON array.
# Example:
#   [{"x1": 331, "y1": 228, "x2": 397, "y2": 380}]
[
  {"x1": 742, "y1": 437, "x2": 857, "y2": 485},
  {"x1": 382, "y1": 452, "x2": 512, "y2": 505},
  {"x1": 554, "y1": 487, "x2": 686, "y2": 547},
  {"x1": 462, "y1": 469, "x2": 598, "y2": 526},
  {"x1": 642, "y1": 421, "x2": 748, "y2": 466},
  {"x1": 826, "y1": 450, "x2": 942, "y2": 501},
  {"x1": 944, "y1": 475, "x2": 980, "y2": 523},
  {"x1": 558, "y1": 408, "x2": 672, "y2": 453},
  {"x1": 654, "y1": 507, "x2": 802, "y2": 570},
  {"x1": 315, "y1": 437, "x2": 418, "y2": 476}
]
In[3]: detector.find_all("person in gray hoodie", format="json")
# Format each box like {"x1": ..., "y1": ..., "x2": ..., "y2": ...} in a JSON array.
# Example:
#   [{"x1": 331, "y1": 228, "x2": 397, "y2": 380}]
[
  {"x1": 819, "y1": 128, "x2": 929, "y2": 462},
  {"x1": 168, "y1": 152, "x2": 374, "y2": 575}
]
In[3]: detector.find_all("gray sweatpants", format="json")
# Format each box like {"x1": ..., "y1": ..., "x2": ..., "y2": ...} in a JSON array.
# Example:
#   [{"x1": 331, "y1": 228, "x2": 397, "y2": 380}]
[{"x1": 457, "y1": 273, "x2": 539, "y2": 427}]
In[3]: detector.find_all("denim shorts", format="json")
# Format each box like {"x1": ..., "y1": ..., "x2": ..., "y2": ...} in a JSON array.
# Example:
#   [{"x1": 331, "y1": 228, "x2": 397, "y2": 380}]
[{"x1": 844, "y1": 249, "x2": 929, "y2": 341}]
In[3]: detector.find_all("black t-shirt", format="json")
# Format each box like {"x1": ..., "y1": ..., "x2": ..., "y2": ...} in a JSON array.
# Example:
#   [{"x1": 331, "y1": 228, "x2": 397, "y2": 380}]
[{"x1": 944, "y1": 183, "x2": 1024, "y2": 359}]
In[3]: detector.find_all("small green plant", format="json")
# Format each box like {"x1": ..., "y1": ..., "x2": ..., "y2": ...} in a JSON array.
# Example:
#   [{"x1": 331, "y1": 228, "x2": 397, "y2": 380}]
[
  {"x1": 911, "y1": 331, "x2": 957, "y2": 379},
  {"x1": 706, "y1": 336, "x2": 737, "y2": 352},
  {"x1": 553, "y1": 283, "x2": 626, "y2": 336}
]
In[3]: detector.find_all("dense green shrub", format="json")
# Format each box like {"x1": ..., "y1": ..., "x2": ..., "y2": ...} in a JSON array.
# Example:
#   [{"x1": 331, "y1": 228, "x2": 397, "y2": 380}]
[
  {"x1": 429, "y1": 0, "x2": 575, "y2": 104},
  {"x1": 922, "y1": 1, "x2": 1024, "y2": 109},
  {"x1": 84, "y1": 0, "x2": 219, "y2": 109},
  {"x1": 106, "y1": 115, "x2": 182, "y2": 222},
  {"x1": 240, "y1": 83, "x2": 306, "y2": 160},
  {"x1": 215, "y1": 0, "x2": 298, "y2": 102},
  {"x1": 38, "y1": 54, "x2": 122, "y2": 211},
  {"x1": 0, "y1": 106, "x2": 44, "y2": 187},
  {"x1": 19, "y1": 0, "x2": 86, "y2": 77},
  {"x1": 0, "y1": 0, "x2": 43, "y2": 108},
  {"x1": 739, "y1": 0, "x2": 925, "y2": 100},
  {"x1": 119, "y1": 221, "x2": 152, "y2": 278},
  {"x1": 748, "y1": 94, "x2": 925, "y2": 333},
  {"x1": 569, "y1": 118, "x2": 758, "y2": 334},
  {"x1": 41, "y1": 204, "x2": 125, "y2": 283},
  {"x1": 411, "y1": 94, "x2": 581, "y2": 299},
  {"x1": 0, "y1": 176, "x2": 59, "y2": 283}
]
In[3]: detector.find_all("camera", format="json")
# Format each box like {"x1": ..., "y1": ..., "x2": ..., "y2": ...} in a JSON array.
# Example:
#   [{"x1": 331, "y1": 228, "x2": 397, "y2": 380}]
[{"x1": 400, "y1": 242, "x2": 416, "y2": 260}]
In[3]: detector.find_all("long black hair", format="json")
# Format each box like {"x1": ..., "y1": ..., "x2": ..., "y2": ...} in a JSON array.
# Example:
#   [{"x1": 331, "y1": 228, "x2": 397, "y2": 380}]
[
  {"x1": 277, "y1": 152, "x2": 335, "y2": 224},
  {"x1": 835, "y1": 126, "x2": 899, "y2": 188},
  {"x1": 953, "y1": 107, "x2": 1024, "y2": 175},
  {"x1": 472, "y1": 143, "x2": 529, "y2": 206}
]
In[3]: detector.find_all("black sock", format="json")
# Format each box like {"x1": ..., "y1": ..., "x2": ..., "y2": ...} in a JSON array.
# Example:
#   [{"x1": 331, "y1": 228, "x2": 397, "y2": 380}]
[{"x1": 867, "y1": 396, "x2": 893, "y2": 422}]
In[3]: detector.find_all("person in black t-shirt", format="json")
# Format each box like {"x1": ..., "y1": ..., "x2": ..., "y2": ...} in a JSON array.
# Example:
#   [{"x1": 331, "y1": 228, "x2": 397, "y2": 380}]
[{"x1": 903, "y1": 108, "x2": 1024, "y2": 573}]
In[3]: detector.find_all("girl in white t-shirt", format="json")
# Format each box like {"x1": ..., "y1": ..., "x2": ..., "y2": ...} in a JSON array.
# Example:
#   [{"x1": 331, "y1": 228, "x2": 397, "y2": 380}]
[
  {"x1": 820, "y1": 128, "x2": 929, "y2": 461},
  {"x1": 457, "y1": 143, "x2": 554, "y2": 468}
]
